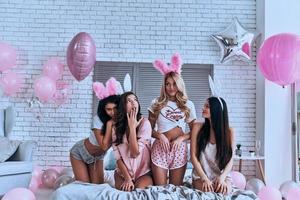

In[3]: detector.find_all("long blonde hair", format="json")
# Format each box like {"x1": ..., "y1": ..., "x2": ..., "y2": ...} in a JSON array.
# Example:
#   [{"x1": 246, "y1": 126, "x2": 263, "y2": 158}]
[{"x1": 151, "y1": 72, "x2": 190, "y2": 119}]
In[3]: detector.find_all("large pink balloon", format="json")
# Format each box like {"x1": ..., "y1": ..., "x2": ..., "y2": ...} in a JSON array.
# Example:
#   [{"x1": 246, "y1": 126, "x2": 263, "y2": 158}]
[
  {"x1": 258, "y1": 186, "x2": 282, "y2": 200},
  {"x1": 2, "y1": 187, "x2": 36, "y2": 200},
  {"x1": 0, "y1": 71, "x2": 23, "y2": 96},
  {"x1": 42, "y1": 58, "x2": 64, "y2": 81},
  {"x1": 0, "y1": 42, "x2": 17, "y2": 72},
  {"x1": 257, "y1": 33, "x2": 300, "y2": 87},
  {"x1": 230, "y1": 171, "x2": 246, "y2": 189},
  {"x1": 67, "y1": 32, "x2": 96, "y2": 81},
  {"x1": 34, "y1": 76, "x2": 56, "y2": 103}
]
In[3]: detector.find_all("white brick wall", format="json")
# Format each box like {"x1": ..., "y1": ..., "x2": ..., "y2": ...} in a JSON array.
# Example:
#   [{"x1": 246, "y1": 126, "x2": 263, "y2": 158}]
[{"x1": 0, "y1": 0, "x2": 257, "y2": 176}]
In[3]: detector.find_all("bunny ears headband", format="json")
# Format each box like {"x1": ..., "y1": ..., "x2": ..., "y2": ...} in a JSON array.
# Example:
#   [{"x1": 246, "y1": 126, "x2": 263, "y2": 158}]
[
  {"x1": 208, "y1": 75, "x2": 224, "y2": 110},
  {"x1": 153, "y1": 53, "x2": 183, "y2": 75},
  {"x1": 93, "y1": 74, "x2": 132, "y2": 100}
]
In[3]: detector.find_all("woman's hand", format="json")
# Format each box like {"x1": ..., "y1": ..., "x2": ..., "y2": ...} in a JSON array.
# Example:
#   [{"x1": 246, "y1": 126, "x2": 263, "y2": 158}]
[
  {"x1": 171, "y1": 135, "x2": 184, "y2": 152},
  {"x1": 158, "y1": 133, "x2": 170, "y2": 152},
  {"x1": 120, "y1": 179, "x2": 135, "y2": 191},
  {"x1": 127, "y1": 108, "x2": 143, "y2": 130},
  {"x1": 214, "y1": 176, "x2": 228, "y2": 194},
  {"x1": 202, "y1": 177, "x2": 214, "y2": 192}
]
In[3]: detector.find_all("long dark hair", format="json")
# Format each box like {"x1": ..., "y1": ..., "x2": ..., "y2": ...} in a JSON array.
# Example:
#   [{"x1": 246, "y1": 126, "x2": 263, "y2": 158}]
[
  {"x1": 196, "y1": 97, "x2": 232, "y2": 170},
  {"x1": 97, "y1": 95, "x2": 120, "y2": 135},
  {"x1": 115, "y1": 92, "x2": 142, "y2": 145}
]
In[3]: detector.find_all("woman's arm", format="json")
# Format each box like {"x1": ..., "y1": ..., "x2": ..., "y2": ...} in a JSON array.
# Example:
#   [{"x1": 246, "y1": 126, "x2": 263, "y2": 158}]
[
  {"x1": 148, "y1": 111, "x2": 160, "y2": 139},
  {"x1": 190, "y1": 122, "x2": 209, "y2": 180},
  {"x1": 94, "y1": 120, "x2": 113, "y2": 151},
  {"x1": 116, "y1": 159, "x2": 132, "y2": 181},
  {"x1": 128, "y1": 109, "x2": 143, "y2": 158}
]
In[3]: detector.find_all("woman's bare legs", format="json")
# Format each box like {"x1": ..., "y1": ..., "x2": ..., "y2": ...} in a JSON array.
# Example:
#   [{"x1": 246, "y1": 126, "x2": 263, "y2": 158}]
[
  {"x1": 70, "y1": 154, "x2": 90, "y2": 182},
  {"x1": 169, "y1": 164, "x2": 186, "y2": 186},
  {"x1": 135, "y1": 174, "x2": 153, "y2": 189},
  {"x1": 151, "y1": 162, "x2": 168, "y2": 185},
  {"x1": 88, "y1": 160, "x2": 104, "y2": 184}
]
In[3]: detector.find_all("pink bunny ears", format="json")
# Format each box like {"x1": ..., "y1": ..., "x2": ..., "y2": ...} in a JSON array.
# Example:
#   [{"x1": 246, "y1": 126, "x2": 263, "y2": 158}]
[
  {"x1": 93, "y1": 77, "x2": 122, "y2": 100},
  {"x1": 153, "y1": 53, "x2": 183, "y2": 75},
  {"x1": 93, "y1": 74, "x2": 132, "y2": 100}
]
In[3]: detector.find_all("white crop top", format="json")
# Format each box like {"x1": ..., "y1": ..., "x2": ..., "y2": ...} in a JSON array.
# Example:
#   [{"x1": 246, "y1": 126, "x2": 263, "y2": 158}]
[
  {"x1": 148, "y1": 99, "x2": 197, "y2": 133},
  {"x1": 88, "y1": 115, "x2": 103, "y2": 146}
]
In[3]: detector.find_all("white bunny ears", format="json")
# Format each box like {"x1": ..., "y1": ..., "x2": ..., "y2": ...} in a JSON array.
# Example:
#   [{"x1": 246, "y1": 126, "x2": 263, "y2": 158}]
[
  {"x1": 208, "y1": 75, "x2": 224, "y2": 110},
  {"x1": 93, "y1": 73, "x2": 132, "y2": 100},
  {"x1": 153, "y1": 53, "x2": 183, "y2": 75}
]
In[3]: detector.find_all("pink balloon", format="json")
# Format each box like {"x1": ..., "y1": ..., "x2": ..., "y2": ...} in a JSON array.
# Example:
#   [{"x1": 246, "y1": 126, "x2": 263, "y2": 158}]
[
  {"x1": 41, "y1": 168, "x2": 59, "y2": 189},
  {"x1": 0, "y1": 70, "x2": 23, "y2": 96},
  {"x1": 287, "y1": 188, "x2": 300, "y2": 200},
  {"x1": 34, "y1": 76, "x2": 56, "y2": 103},
  {"x1": 32, "y1": 166, "x2": 43, "y2": 186},
  {"x1": 230, "y1": 171, "x2": 246, "y2": 189},
  {"x1": 2, "y1": 187, "x2": 36, "y2": 200},
  {"x1": 257, "y1": 33, "x2": 300, "y2": 87},
  {"x1": 258, "y1": 186, "x2": 282, "y2": 200},
  {"x1": 67, "y1": 32, "x2": 96, "y2": 81},
  {"x1": 42, "y1": 58, "x2": 64, "y2": 81},
  {"x1": 0, "y1": 42, "x2": 17, "y2": 72},
  {"x1": 29, "y1": 177, "x2": 39, "y2": 193},
  {"x1": 53, "y1": 81, "x2": 71, "y2": 106}
]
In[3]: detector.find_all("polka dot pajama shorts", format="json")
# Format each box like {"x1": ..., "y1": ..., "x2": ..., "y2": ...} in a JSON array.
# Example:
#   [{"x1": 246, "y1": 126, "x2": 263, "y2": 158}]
[{"x1": 151, "y1": 139, "x2": 187, "y2": 170}]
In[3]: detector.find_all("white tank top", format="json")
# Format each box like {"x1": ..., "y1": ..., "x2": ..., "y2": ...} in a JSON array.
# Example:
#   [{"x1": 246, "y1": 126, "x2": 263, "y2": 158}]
[{"x1": 198, "y1": 143, "x2": 221, "y2": 180}]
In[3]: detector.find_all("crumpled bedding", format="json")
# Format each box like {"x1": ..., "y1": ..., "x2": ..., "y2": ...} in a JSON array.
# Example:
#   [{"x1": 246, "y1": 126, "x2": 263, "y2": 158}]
[{"x1": 52, "y1": 181, "x2": 258, "y2": 200}]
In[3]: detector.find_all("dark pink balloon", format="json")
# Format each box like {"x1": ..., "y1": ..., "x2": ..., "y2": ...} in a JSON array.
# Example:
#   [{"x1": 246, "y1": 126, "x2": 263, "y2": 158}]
[{"x1": 67, "y1": 32, "x2": 96, "y2": 81}]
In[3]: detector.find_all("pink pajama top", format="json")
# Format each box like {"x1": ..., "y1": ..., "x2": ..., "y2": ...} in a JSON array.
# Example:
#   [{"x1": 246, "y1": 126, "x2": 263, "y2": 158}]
[{"x1": 112, "y1": 119, "x2": 152, "y2": 181}]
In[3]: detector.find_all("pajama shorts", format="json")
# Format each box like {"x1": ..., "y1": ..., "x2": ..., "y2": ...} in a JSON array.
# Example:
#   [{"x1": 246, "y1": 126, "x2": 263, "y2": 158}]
[
  {"x1": 151, "y1": 139, "x2": 187, "y2": 170},
  {"x1": 70, "y1": 139, "x2": 105, "y2": 165}
]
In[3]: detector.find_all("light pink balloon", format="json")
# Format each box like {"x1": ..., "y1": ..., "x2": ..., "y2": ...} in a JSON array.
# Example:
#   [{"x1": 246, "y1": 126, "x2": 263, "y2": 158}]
[
  {"x1": 41, "y1": 168, "x2": 59, "y2": 189},
  {"x1": 42, "y1": 58, "x2": 64, "y2": 81},
  {"x1": 0, "y1": 42, "x2": 17, "y2": 72},
  {"x1": 34, "y1": 76, "x2": 56, "y2": 103},
  {"x1": 67, "y1": 32, "x2": 96, "y2": 81},
  {"x1": 257, "y1": 33, "x2": 300, "y2": 87},
  {"x1": 2, "y1": 187, "x2": 36, "y2": 200},
  {"x1": 287, "y1": 188, "x2": 300, "y2": 200},
  {"x1": 53, "y1": 81, "x2": 71, "y2": 106},
  {"x1": 32, "y1": 166, "x2": 43, "y2": 186},
  {"x1": 29, "y1": 177, "x2": 39, "y2": 193},
  {"x1": 258, "y1": 186, "x2": 282, "y2": 200},
  {"x1": 230, "y1": 171, "x2": 246, "y2": 189},
  {"x1": 0, "y1": 71, "x2": 23, "y2": 96}
]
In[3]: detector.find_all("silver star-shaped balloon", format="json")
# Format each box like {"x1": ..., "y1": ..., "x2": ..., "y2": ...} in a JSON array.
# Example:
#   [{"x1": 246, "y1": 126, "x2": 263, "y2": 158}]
[{"x1": 212, "y1": 17, "x2": 257, "y2": 63}]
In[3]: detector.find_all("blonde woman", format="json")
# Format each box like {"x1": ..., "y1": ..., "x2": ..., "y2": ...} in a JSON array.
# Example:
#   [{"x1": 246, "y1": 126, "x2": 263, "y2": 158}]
[{"x1": 148, "y1": 54, "x2": 196, "y2": 186}]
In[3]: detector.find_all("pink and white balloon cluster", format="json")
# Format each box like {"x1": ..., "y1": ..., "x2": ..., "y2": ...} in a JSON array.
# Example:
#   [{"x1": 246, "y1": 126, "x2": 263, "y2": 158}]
[
  {"x1": 29, "y1": 166, "x2": 74, "y2": 193},
  {"x1": 2, "y1": 166, "x2": 74, "y2": 200},
  {"x1": 230, "y1": 171, "x2": 300, "y2": 200},
  {"x1": 0, "y1": 42, "x2": 24, "y2": 97},
  {"x1": 34, "y1": 58, "x2": 71, "y2": 106}
]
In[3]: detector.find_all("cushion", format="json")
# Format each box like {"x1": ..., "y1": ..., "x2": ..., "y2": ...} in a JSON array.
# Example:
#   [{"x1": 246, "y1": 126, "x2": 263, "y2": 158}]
[
  {"x1": 0, "y1": 137, "x2": 20, "y2": 162},
  {"x1": 104, "y1": 147, "x2": 116, "y2": 170},
  {"x1": 0, "y1": 161, "x2": 33, "y2": 176}
]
